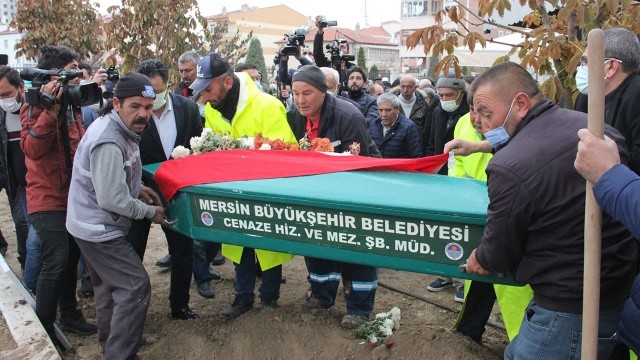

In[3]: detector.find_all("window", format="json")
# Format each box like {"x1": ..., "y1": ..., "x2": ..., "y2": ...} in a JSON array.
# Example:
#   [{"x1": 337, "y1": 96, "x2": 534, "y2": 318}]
[
  {"x1": 402, "y1": 1, "x2": 428, "y2": 18},
  {"x1": 432, "y1": 0, "x2": 441, "y2": 14}
]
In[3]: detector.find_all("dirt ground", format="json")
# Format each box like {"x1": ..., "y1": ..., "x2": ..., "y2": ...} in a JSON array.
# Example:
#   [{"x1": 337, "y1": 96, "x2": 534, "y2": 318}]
[{"x1": 0, "y1": 193, "x2": 508, "y2": 359}]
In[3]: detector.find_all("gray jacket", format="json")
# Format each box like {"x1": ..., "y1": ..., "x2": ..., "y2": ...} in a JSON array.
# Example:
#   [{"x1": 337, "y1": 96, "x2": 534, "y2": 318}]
[{"x1": 66, "y1": 110, "x2": 155, "y2": 242}]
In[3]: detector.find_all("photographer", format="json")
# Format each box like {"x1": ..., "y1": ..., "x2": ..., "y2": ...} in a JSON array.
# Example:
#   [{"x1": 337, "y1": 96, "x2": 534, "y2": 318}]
[
  {"x1": 313, "y1": 15, "x2": 354, "y2": 83},
  {"x1": 20, "y1": 45, "x2": 96, "y2": 342}
]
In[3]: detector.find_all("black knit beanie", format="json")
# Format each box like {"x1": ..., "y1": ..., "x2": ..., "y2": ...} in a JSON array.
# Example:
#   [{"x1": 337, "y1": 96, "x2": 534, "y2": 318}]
[
  {"x1": 114, "y1": 72, "x2": 156, "y2": 99},
  {"x1": 292, "y1": 65, "x2": 328, "y2": 92}
]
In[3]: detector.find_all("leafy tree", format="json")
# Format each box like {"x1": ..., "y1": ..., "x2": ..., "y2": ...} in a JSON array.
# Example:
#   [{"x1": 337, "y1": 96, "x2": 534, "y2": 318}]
[
  {"x1": 209, "y1": 20, "x2": 253, "y2": 66},
  {"x1": 104, "y1": 0, "x2": 211, "y2": 86},
  {"x1": 369, "y1": 64, "x2": 380, "y2": 80},
  {"x1": 244, "y1": 38, "x2": 267, "y2": 82},
  {"x1": 357, "y1": 46, "x2": 368, "y2": 72},
  {"x1": 13, "y1": 0, "x2": 105, "y2": 61},
  {"x1": 406, "y1": 0, "x2": 640, "y2": 105}
]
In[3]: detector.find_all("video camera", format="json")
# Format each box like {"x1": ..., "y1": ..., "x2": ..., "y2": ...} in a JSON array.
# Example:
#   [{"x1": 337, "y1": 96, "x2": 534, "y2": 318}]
[
  {"x1": 317, "y1": 16, "x2": 337, "y2": 29},
  {"x1": 326, "y1": 39, "x2": 355, "y2": 68},
  {"x1": 20, "y1": 68, "x2": 102, "y2": 110},
  {"x1": 281, "y1": 27, "x2": 309, "y2": 56}
]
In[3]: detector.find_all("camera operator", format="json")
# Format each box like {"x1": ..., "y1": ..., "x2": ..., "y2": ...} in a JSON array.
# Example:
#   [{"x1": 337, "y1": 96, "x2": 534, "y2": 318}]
[
  {"x1": 275, "y1": 44, "x2": 314, "y2": 109},
  {"x1": 20, "y1": 45, "x2": 96, "y2": 342},
  {"x1": 313, "y1": 15, "x2": 354, "y2": 83}
]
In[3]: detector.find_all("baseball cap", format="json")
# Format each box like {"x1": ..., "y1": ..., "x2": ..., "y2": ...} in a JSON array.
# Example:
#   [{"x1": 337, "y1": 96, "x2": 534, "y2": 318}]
[{"x1": 189, "y1": 53, "x2": 231, "y2": 93}]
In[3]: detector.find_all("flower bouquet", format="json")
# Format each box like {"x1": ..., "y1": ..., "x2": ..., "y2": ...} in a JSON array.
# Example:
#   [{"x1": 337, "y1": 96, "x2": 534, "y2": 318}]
[
  {"x1": 171, "y1": 129, "x2": 360, "y2": 159},
  {"x1": 354, "y1": 307, "x2": 401, "y2": 347}
]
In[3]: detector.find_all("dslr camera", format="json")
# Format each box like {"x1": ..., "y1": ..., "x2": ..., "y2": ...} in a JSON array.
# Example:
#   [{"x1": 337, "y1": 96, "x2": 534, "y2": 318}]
[
  {"x1": 20, "y1": 68, "x2": 102, "y2": 110},
  {"x1": 281, "y1": 27, "x2": 309, "y2": 56},
  {"x1": 106, "y1": 65, "x2": 119, "y2": 82},
  {"x1": 326, "y1": 39, "x2": 355, "y2": 68}
]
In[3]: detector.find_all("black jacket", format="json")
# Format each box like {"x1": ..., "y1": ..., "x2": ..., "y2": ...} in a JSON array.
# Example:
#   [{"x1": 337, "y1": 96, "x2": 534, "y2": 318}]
[
  {"x1": 392, "y1": 89, "x2": 431, "y2": 132},
  {"x1": 368, "y1": 113, "x2": 423, "y2": 158},
  {"x1": 344, "y1": 91, "x2": 379, "y2": 127},
  {"x1": 426, "y1": 95, "x2": 469, "y2": 174},
  {"x1": 173, "y1": 81, "x2": 193, "y2": 99},
  {"x1": 0, "y1": 107, "x2": 27, "y2": 200},
  {"x1": 139, "y1": 93, "x2": 202, "y2": 165},
  {"x1": 287, "y1": 94, "x2": 380, "y2": 157},
  {"x1": 575, "y1": 73, "x2": 640, "y2": 175},
  {"x1": 475, "y1": 100, "x2": 638, "y2": 313}
]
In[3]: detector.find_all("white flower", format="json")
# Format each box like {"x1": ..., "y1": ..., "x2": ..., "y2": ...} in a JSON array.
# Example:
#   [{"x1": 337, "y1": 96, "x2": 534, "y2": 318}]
[
  {"x1": 368, "y1": 334, "x2": 378, "y2": 344},
  {"x1": 375, "y1": 312, "x2": 388, "y2": 319},
  {"x1": 382, "y1": 325, "x2": 394, "y2": 337},
  {"x1": 171, "y1": 145, "x2": 190, "y2": 159},
  {"x1": 201, "y1": 128, "x2": 213, "y2": 137},
  {"x1": 384, "y1": 319, "x2": 394, "y2": 328},
  {"x1": 239, "y1": 136, "x2": 255, "y2": 149},
  {"x1": 259, "y1": 143, "x2": 272, "y2": 150},
  {"x1": 190, "y1": 136, "x2": 203, "y2": 150}
]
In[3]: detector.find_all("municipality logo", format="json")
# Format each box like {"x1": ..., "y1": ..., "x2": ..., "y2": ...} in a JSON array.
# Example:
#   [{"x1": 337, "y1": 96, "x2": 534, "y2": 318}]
[
  {"x1": 445, "y1": 243, "x2": 464, "y2": 261},
  {"x1": 142, "y1": 85, "x2": 155, "y2": 99},
  {"x1": 201, "y1": 212, "x2": 213, "y2": 226}
]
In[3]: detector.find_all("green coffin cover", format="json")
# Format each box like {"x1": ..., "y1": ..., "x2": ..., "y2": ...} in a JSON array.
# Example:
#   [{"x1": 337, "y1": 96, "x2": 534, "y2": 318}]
[{"x1": 144, "y1": 163, "x2": 521, "y2": 286}]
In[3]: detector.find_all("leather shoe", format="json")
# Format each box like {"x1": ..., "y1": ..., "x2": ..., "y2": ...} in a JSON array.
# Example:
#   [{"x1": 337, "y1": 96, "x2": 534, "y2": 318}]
[
  {"x1": 155, "y1": 253, "x2": 172, "y2": 268},
  {"x1": 171, "y1": 307, "x2": 199, "y2": 320},
  {"x1": 197, "y1": 282, "x2": 215, "y2": 299},
  {"x1": 209, "y1": 267, "x2": 221, "y2": 280},
  {"x1": 211, "y1": 250, "x2": 225, "y2": 266}
]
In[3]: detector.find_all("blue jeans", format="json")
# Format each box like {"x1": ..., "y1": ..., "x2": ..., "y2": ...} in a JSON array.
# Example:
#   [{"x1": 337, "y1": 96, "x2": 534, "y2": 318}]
[
  {"x1": 505, "y1": 300, "x2": 624, "y2": 359},
  {"x1": 234, "y1": 247, "x2": 281, "y2": 304},
  {"x1": 192, "y1": 240, "x2": 219, "y2": 285},
  {"x1": 23, "y1": 224, "x2": 42, "y2": 293}
]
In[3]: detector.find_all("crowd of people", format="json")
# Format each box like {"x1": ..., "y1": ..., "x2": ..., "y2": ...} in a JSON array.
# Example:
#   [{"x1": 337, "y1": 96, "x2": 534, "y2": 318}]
[{"x1": 0, "y1": 15, "x2": 638, "y2": 359}]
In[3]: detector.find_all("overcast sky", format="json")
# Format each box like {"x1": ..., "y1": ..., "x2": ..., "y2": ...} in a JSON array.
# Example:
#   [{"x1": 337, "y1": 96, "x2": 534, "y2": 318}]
[{"x1": 99, "y1": 0, "x2": 401, "y2": 29}]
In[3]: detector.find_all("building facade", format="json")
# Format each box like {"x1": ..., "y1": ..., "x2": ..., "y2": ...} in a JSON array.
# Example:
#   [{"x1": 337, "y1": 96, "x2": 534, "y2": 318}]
[{"x1": 205, "y1": 4, "x2": 310, "y2": 71}]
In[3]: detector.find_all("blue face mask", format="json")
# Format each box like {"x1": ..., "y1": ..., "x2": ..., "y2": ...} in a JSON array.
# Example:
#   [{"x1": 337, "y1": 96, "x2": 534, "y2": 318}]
[
  {"x1": 198, "y1": 105, "x2": 205, "y2": 118},
  {"x1": 484, "y1": 98, "x2": 515, "y2": 149}
]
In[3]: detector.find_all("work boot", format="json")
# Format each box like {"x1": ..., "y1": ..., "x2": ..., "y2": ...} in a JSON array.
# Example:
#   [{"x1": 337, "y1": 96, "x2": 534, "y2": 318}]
[
  {"x1": 260, "y1": 298, "x2": 279, "y2": 313},
  {"x1": 211, "y1": 250, "x2": 225, "y2": 266},
  {"x1": 220, "y1": 296, "x2": 253, "y2": 320},
  {"x1": 340, "y1": 314, "x2": 368, "y2": 329},
  {"x1": 155, "y1": 253, "x2": 172, "y2": 268},
  {"x1": 59, "y1": 310, "x2": 97, "y2": 336},
  {"x1": 197, "y1": 282, "x2": 215, "y2": 299},
  {"x1": 78, "y1": 277, "x2": 94, "y2": 298}
]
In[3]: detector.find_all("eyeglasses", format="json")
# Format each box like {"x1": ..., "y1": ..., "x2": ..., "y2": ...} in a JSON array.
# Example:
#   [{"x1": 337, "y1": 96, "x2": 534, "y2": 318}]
[{"x1": 579, "y1": 56, "x2": 623, "y2": 66}]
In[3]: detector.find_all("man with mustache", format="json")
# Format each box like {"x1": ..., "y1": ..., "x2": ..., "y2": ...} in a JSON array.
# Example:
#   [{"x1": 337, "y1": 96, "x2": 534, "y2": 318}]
[
  {"x1": 343, "y1": 66, "x2": 379, "y2": 126},
  {"x1": 66, "y1": 72, "x2": 165, "y2": 359},
  {"x1": 125, "y1": 59, "x2": 203, "y2": 318}
]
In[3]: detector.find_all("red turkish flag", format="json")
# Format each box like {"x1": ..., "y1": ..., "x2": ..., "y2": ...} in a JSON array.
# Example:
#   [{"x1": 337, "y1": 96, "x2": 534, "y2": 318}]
[{"x1": 155, "y1": 150, "x2": 448, "y2": 200}]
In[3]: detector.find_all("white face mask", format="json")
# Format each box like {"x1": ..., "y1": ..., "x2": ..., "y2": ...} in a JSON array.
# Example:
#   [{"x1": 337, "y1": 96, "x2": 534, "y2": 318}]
[
  {"x1": 153, "y1": 91, "x2": 167, "y2": 111},
  {"x1": 441, "y1": 99, "x2": 460, "y2": 113},
  {"x1": 575, "y1": 65, "x2": 588, "y2": 95},
  {"x1": 0, "y1": 93, "x2": 21, "y2": 113}
]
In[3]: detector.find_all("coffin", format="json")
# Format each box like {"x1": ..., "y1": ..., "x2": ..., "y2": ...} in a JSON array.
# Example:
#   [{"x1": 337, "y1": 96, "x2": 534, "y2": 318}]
[{"x1": 143, "y1": 159, "x2": 519, "y2": 286}]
